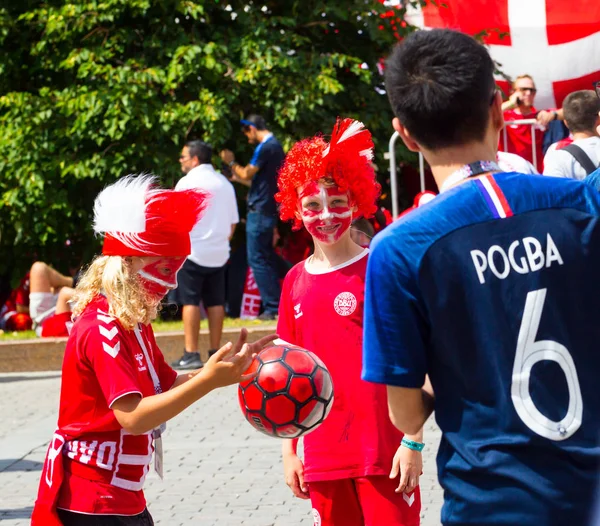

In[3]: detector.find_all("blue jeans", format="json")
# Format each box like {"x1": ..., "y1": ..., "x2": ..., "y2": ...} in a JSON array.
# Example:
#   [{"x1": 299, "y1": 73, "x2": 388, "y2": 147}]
[{"x1": 246, "y1": 211, "x2": 281, "y2": 314}]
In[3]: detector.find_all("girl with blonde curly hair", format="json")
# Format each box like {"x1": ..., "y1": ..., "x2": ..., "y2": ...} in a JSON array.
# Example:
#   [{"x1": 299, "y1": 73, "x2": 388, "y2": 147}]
[{"x1": 33, "y1": 175, "x2": 275, "y2": 526}]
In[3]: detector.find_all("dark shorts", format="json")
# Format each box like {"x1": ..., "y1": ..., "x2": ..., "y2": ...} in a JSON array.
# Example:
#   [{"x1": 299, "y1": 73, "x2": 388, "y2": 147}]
[
  {"x1": 57, "y1": 508, "x2": 154, "y2": 526},
  {"x1": 175, "y1": 259, "x2": 226, "y2": 308}
]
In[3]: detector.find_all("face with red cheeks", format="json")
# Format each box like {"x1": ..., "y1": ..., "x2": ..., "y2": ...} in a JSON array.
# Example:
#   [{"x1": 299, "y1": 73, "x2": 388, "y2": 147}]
[
  {"x1": 297, "y1": 181, "x2": 353, "y2": 244},
  {"x1": 135, "y1": 256, "x2": 186, "y2": 300}
]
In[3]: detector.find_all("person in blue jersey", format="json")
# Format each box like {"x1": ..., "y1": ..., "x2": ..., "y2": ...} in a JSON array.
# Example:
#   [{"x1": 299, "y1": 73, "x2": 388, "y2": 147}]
[
  {"x1": 362, "y1": 29, "x2": 600, "y2": 526},
  {"x1": 220, "y1": 114, "x2": 286, "y2": 321}
]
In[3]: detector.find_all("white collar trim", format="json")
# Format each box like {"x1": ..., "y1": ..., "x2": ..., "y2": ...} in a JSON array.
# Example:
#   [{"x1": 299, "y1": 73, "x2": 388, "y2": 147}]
[{"x1": 304, "y1": 248, "x2": 369, "y2": 275}]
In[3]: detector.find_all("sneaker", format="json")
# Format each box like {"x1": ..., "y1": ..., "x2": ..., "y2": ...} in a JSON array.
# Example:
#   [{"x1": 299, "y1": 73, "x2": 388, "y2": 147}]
[
  {"x1": 171, "y1": 350, "x2": 203, "y2": 369},
  {"x1": 208, "y1": 349, "x2": 218, "y2": 359},
  {"x1": 257, "y1": 311, "x2": 278, "y2": 322}
]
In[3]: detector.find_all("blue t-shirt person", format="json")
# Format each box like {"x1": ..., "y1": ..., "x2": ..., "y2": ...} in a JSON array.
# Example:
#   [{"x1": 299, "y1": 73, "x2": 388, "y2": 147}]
[
  {"x1": 247, "y1": 134, "x2": 285, "y2": 217},
  {"x1": 585, "y1": 166, "x2": 600, "y2": 190},
  {"x1": 363, "y1": 172, "x2": 600, "y2": 526}
]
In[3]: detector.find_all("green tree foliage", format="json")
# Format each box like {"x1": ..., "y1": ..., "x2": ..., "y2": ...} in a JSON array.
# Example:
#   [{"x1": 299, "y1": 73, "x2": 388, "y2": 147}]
[{"x1": 0, "y1": 0, "x2": 416, "y2": 282}]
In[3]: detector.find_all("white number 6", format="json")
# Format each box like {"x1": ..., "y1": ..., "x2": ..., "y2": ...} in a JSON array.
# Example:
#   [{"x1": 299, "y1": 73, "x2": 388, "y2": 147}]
[{"x1": 511, "y1": 288, "x2": 583, "y2": 441}]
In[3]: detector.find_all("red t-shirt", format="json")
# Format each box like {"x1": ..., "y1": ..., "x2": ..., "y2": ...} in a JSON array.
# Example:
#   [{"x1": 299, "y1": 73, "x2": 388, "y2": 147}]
[
  {"x1": 277, "y1": 250, "x2": 403, "y2": 482},
  {"x1": 56, "y1": 296, "x2": 177, "y2": 515},
  {"x1": 0, "y1": 273, "x2": 30, "y2": 329},
  {"x1": 502, "y1": 107, "x2": 545, "y2": 172}
]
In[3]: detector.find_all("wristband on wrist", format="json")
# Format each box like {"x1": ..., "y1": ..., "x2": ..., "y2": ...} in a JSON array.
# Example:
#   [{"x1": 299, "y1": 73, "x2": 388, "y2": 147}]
[
  {"x1": 552, "y1": 111, "x2": 558, "y2": 121},
  {"x1": 401, "y1": 437, "x2": 425, "y2": 452}
]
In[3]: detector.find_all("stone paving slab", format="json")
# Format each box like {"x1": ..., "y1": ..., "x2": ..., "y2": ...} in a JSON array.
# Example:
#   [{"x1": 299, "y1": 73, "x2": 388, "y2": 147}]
[{"x1": 0, "y1": 372, "x2": 443, "y2": 525}]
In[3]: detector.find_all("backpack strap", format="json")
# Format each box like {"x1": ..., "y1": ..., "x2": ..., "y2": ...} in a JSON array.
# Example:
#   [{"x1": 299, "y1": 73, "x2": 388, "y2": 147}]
[{"x1": 562, "y1": 144, "x2": 597, "y2": 175}]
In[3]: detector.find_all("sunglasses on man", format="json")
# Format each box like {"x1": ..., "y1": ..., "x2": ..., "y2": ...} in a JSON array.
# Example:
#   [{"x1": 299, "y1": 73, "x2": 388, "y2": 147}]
[{"x1": 516, "y1": 87, "x2": 537, "y2": 94}]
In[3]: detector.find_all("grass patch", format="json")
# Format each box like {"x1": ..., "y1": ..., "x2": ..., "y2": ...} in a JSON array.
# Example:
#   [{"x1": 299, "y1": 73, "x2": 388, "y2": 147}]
[
  {"x1": 0, "y1": 317, "x2": 276, "y2": 342},
  {"x1": 0, "y1": 330, "x2": 37, "y2": 341},
  {"x1": 152, "y1": 318, "x2": 276, "y2": 332}
]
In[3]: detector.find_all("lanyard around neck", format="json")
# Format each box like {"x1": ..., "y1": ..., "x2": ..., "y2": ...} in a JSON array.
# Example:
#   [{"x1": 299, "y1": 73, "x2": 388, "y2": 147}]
[
  {"x1": 133, "y1": 324, "x2": 162, "y2": 395},
  {"x1": 440, "y1": 160, "x2": 502, "y2": 193}
]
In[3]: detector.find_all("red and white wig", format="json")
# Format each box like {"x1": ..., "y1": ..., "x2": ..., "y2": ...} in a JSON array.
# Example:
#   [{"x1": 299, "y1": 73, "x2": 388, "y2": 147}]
[
  {"x1": 276, "y1": 118, "x2": 381, "y2": 229},
  {"x1": 93, "y1": 174, "x2": 208, "y2": 257},
  {"x1": 71, "y1": 175, "x2": 209, "y2": 329}
]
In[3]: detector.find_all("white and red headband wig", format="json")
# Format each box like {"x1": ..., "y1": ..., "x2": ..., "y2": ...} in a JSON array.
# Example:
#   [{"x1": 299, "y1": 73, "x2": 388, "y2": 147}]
[
  {"x1": 276, "y1": 118, "x2": 381, "y2": 229},
  {"x1": 93, "y1": 175, "x2": 208, "y2": 257}
]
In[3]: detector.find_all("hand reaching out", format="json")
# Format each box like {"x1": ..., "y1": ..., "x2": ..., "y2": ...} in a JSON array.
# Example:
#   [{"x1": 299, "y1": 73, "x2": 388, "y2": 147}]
[{"x1": 202, "y1": 329, "x2": 278, "y2": 388}]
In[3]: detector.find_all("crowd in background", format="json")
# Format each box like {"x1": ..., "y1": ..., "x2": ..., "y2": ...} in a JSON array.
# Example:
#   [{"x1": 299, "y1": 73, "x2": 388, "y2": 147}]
[{"x1": 1, "y1": 78, "x2": 599, "y2": 351}]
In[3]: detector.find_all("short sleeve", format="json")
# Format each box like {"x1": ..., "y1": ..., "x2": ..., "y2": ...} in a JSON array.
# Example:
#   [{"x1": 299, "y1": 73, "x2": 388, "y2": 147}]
[
  {"x1": 361, "y1": 236, "x2": 429, "y2": 388},
  {"x1": 146, "y1": 327, "x2": 178, "y2": 391},
  {"x1": 276, "y1": 272, "x2": 297, "y2": 345},
  {"x1": 229, "y1": 184, "x2": 240, "y2": 224},
  {"x1": 174, "y1": 177, "x2": 186, "y2": 191},
  {"x1": 249, "y1": 144, "x2": 263, "y2": 168},
  {"x1": 15, "y1": 285, "x2": 28, "y2": 307},
  {"x1": 585, "y1": 168, "x2": 600, "y2": 190},
  {"x1": 543, "y1": 149, "x2": 570, "y2": 178},
  {"x1": 82, "y1": 323, "x2": 143, "y2": 407}
]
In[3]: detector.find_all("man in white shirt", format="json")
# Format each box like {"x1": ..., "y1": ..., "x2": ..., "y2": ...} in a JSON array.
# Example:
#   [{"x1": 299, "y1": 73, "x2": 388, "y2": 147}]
[
  {"x1": 543, "y1": 90, "x2": 600, "y2": 179},
  {"x1": 497, "y1": 151, "x2": 538, "y2": 174},
  {"x1": 172, "y1": 140, "x2": 240, "y2": 369}
]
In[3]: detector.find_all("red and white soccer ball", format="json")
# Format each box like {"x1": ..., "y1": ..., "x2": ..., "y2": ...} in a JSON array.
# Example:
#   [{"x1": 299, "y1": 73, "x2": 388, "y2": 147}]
[{"x1": 238, "y1": 345, "x2": 334, "y2": 438}]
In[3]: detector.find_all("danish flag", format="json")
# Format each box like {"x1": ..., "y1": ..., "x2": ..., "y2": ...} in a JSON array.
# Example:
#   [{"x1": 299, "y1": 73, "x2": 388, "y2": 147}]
[{"x1": 402, "y1": 0, "x2": 600, "y2": 109}]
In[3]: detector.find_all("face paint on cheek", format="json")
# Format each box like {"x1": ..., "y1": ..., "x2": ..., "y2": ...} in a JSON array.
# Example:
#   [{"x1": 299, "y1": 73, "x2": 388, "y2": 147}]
[
  {"x1": 137, "y1": 257, "x2": 186, "y2": 299},
  {"x1": 299, "y1": 184, "x2": 353, "y2": 244},
  {"x1": 305, "y1": 214, "x2": 352, "y2": 244}
]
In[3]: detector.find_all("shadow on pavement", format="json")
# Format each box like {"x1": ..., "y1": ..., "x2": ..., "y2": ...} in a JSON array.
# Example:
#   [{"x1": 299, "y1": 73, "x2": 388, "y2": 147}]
[
  {"x1": 0, "y1": 506, "x2": 33, "y2": 519},
  {"x1": 0, "y1": 374, "x2": 61, "y2": 383},
  {"x1": 0, "y1": 459, "x2": 43, "y2": 472}
]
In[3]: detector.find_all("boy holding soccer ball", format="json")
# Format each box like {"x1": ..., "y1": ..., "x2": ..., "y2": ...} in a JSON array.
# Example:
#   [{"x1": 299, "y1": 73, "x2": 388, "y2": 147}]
[{"x1": 275, "y1": 119, "x2": 423, "y2": 526}]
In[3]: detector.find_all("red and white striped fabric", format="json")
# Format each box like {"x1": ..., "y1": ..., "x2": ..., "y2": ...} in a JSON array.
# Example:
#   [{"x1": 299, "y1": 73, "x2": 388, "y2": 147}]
[{"x1": 402, "y1": 0, "x2": 600, "y2": 108}]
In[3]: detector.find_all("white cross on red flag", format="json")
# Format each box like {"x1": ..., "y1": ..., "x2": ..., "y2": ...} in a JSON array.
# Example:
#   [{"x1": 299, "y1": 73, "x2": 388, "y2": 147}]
[{"x1": 404, "y1": 0, "x2": 600, "y2": 109}]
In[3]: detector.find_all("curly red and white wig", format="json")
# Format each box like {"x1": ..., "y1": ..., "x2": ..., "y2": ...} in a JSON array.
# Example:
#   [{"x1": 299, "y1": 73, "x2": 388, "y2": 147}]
[{"x1": 276, "y1": 118, "x2": 381, "y2": 230}]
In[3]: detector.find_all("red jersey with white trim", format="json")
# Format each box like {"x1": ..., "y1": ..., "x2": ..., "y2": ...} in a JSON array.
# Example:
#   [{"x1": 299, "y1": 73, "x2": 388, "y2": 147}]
[
  {"x1": 56, "y1": 296, "x2": 177, "y2": 515},
  {"x1": 502, "y1": 107, "x2": 545, "y2": 172},
  {"x1": 277, "y1": 250, "x2": 403, "y2": 482}
]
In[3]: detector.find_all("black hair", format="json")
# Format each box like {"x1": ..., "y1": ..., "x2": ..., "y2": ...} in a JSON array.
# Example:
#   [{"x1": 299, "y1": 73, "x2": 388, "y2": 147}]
[
  {"x1": 243, "y1": 114, "x2": 267, "y2": 131},
  {"x1": 185, "y1": 140, "x2": 212, "y2": 164},
  {"x1": 385, "y1": 29, "x2": 496, "y2": 150},
  {"x1": 351, "y1": 218, "x2": 375, "y2": 238},
  {"x1": 563, "y1": 90, "x2": 600, "y2": 134}
]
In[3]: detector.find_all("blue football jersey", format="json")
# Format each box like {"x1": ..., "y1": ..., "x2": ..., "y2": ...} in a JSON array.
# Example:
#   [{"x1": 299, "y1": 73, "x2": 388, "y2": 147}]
[{"x1": 363, "y1": 172, "x2": 600, "y2": 526}]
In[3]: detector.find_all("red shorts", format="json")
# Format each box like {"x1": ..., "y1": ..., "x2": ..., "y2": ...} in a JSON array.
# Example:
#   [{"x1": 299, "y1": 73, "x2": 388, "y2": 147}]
[
  {"x1": 39, "y1": 312, "x2": 72, "y2": 337},
  {"x1": 308, "y1": 475, "x2": 421, "y2": 526}
]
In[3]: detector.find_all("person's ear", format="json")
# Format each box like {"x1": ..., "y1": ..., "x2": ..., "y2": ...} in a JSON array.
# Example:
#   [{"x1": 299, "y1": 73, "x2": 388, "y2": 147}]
[
  {"x1": 393, "y1": 117, "x2": 421, "y2": 153},
  {"x1": 490, "y1": 91, "x2": 504, "y2": 133}
]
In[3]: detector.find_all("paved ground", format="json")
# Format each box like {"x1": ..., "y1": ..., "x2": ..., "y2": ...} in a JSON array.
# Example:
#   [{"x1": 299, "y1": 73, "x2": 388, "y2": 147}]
[{"x1": 0, "y1": 372, "x2": 443, "y2": 525}]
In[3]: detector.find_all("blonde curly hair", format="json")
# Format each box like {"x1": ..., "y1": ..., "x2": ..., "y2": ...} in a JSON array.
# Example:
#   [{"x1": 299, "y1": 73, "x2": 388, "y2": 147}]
[{"x1": 71, "y1": 255, "x2": 161, "y2": 330}]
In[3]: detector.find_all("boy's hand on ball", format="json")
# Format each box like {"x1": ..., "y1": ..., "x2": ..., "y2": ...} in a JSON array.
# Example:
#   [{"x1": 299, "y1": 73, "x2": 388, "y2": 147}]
[
  {"x1": 283, "y1": 453, "x2": 310, "y2": 499},
  {"x1": 390, "y1": 444, "x2": 422, "y2": 494}
]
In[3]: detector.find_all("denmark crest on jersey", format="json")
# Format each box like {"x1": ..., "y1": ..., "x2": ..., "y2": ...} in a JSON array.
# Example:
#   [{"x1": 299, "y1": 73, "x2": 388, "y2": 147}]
[{"x1": 333, "y1": 292, "x2": 357, "y2": 316}]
